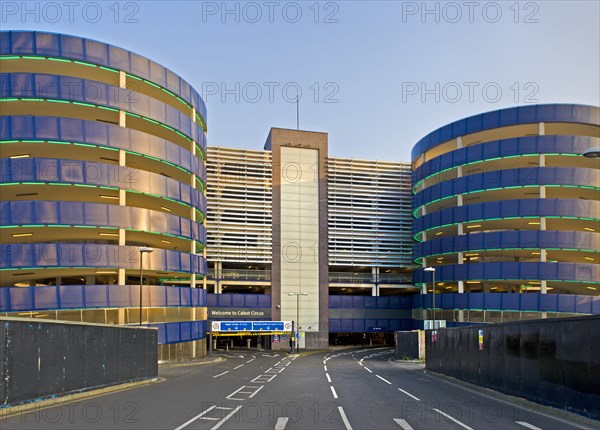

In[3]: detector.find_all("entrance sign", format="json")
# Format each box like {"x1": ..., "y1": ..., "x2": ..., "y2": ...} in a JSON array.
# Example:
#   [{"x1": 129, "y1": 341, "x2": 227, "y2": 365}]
[{"x1": 211, "y1": 321, "x2": 292, "y2": 332}]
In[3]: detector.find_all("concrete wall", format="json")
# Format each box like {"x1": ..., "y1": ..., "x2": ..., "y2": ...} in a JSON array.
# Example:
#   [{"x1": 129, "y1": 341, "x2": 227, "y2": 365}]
[
  {"x1": 425, "y1": 315, "x2": 600, "y2": 420},
  {"x1": 0, "y1": 317, "x2": 158, "y2": 407}
]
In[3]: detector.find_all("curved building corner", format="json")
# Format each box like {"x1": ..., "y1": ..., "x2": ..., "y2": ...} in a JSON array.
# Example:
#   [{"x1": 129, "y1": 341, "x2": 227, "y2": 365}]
[
  {"x1": 411, "y1": 104, "x2": 600, "y2": 324},
  {"x1": 0, "y1": 30, "x2": 208, "y2": 361}
]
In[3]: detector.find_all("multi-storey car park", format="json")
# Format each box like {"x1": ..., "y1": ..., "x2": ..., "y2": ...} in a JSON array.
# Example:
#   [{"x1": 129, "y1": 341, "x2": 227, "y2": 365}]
[
  {"x1": 0, "y1": 31, "x2": 208, "y2": 360},
  {"x1": 1, "y1": 31, "x2": 598, "y2": 353},
  {"x1": 412, "y1": 104, "x2": 600, "y2": 323}
]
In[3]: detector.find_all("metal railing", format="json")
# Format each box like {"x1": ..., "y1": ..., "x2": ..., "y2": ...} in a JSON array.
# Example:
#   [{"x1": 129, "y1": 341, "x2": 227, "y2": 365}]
[
  {"x1": 206, "y1": 269, "x2": 271, "y2": 281},
  {"x1": 328, "y1": 272, "x2": 411, "y2": 284}
]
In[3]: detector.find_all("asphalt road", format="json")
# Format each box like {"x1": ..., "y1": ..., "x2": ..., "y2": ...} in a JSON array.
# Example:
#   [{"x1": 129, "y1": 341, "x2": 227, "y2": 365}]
[{"x1": 1, "y1": 347, "x2": 595, "y2": 430}]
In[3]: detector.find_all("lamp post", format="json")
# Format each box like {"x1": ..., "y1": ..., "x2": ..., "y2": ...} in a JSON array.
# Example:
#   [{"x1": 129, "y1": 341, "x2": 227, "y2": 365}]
[
  {"x1": 424, "y1": 267, "x2": 436, "y2": 329},
  {"x1": 139, "y1": 247, "x2": 154, "y2": 325},
  {"x1": 288, "y1": 292, "x2": 308, "y2": 353}
]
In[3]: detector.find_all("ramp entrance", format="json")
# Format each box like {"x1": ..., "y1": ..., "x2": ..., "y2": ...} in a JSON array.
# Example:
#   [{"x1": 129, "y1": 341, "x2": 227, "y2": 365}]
[{"x1": 210, "y1": 321, "x2": 292, "y2": 351}]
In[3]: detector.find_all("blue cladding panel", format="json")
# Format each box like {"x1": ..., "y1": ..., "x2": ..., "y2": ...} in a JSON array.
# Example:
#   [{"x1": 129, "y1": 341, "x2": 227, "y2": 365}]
[
  {"x1": 411, "y1": 104, "x2": 600, "y2": 160},
  {"x1": 413, "y1": 167, "x2": 599, "y2": 208},
  {"x1": 412, "y1": 262, "x2": 599, "y2": 284},
  {"x1": 2, "y1": 30, "x2": 207, "y2": 121},
  {"x1": 415, "y1": 231, "x2": 599, "y2": 259},
  {"x1": 1, "y1": 157, "x2": 205, "y2": 212},
  {"x1": 0, "y1": 285, "x2": 206, "y2": 311}
]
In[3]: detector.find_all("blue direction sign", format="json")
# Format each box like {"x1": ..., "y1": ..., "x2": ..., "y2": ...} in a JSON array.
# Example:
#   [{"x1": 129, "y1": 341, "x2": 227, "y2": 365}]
[
  {"x1": 253, "y1": 321, "x2": 284, "y2": 331},
  {"x1": 211, "y1": 321, "x2": 292, "y2": 332},
  {"x1": 219, "y1": 322, "x2": 252, "y2": 331}
]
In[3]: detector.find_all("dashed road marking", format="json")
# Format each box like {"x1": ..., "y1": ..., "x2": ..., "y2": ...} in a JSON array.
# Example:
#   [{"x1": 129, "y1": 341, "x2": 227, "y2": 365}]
[
  {"x1": 211, "y1": 405, "x2": 243, "y2": 430},
  {"x1": 394, "y1": 418, "x2": 415, "y2": 430},
  {"x1": 376, "y1": 375, "x2": 392, "y2": 384},
  {"x1": 251, "y1": 374, "x2": 277, "y2": 384},
  {"x1": 326, "y1": 373, "x2": 331, "y2": 383},
  {"x1": 397, "y1": 388, "x2": 420, "y2": 401},
  {"x1": 249, "y1": 385, "x2": 264, "y2": 398},
  {"x1": 330, "y1": 386, "x2": 338, "y2": 399},
  {"x1": 364, "y1": 367, "x2": 372, "y2": 373},
  {"x1": 324, "y1": 365, "x2": 328, "y2": 371},
  {"x1": 338, "y1": 406, "x2": 353, "y2": 430},
  {"x1": 516, "y1": 422, "x2": 543, "y2": 430},
  {"x1": 174, "y1": 405, "x2": 217, "y2": 430},
  {"x1": 433, "y1": 408, "x2": 474, "y2": 430},
  {"x1": 213, "y1": 371, "x2": 229, "y2": 378},
  {"x1": 234, "y1": 364, "x2": 244, "y2": 370},
  {"x1": 275, "y1": 417, "x2": 289, "y2": 430}
]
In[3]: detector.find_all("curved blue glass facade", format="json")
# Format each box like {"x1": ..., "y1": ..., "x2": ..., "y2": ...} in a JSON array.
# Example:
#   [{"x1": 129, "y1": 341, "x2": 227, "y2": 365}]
[
  {"x1": 412, "y1": 104, "x2": 600, "y2": 299},
  {"x1": 0, "y1": 31, "x2": 208, "y2": 358}
]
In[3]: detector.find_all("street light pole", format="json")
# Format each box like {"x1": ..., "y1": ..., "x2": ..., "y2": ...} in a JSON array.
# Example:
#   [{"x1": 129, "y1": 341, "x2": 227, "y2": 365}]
[
  {"x1": 424, "y1": 267, "x2": 436, "y2": 329},
  {"x1": 139, "y1": 247, "x2": 154, "y2": 326},
  {"x1": 288, "y1": 292, "x2": 308, "y2": 353}
]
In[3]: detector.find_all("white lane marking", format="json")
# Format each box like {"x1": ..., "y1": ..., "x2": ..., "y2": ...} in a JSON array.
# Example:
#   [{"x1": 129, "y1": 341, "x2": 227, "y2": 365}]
[
  {"x1": 330, "y1": 386, "x2": 338, "y2": 399},
  {"x1": 249, "y1": 385, "x2": 264, "y2": 398},
  {"x1": 174, "y1": 405, "x2": 217, "y2": 430},
  {"x1": 275, "y1": 417, "x2": 289, "y2": 430},
  {"x1": 326, "y1": 373, "x2": 331, "y2": 383},
  {"x1": 433, "y1": 408, "x2": 474, "y2": 430},
  {"x1": 226, "y1": 386, "x2": 247, "y2": 400},
  {"x1": 397, "y1": 388, "x2": 420, "y2": 401},
  {"x1": 324, "y1": 365, "x2": 328, "y2": 371},
  {"x1": 213, "y1": 371, "x2": 229, "y2": 378},
  {"x1": 251, "y1": 374, "x2": 277, "y2": 383},
  {"x1": 338, "y1": 406, "x2": 353, "y2": 430},
  {"x1": 516, "y1": 422, "x2": 543, "y2": 430},
  {"x1": 234, "y1": 364, "x2": 244, "y2": 369},
  {"x1": 394, "y1": 418, "x2": 415, "y2": 430},
  {"x1": 376, "y1": 375, "x2": 392, "y2": 385},
  {"x1": 211, "y1": 405, "x2": 243, "y2": 430},
  {"x1": 364, "y1": 367, "x2": 373, "y2": 373}
]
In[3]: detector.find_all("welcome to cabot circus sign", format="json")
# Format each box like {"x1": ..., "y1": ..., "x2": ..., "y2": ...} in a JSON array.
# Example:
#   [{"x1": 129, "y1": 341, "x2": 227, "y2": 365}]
[{"x1": 208, "y1": 308, "x2": 271, "y2": 318}]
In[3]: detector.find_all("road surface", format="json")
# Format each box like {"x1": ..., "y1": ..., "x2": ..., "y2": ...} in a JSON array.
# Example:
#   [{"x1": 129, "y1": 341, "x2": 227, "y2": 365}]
[{"x1": 2, "y1": 347, "x2": 594, "y2": 430}]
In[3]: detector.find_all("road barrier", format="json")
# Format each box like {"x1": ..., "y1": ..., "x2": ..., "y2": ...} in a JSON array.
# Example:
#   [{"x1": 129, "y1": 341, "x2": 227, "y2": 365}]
[
  {"x1": 425, "y1": 315, "x2": 600, "y2": 420},
  {"x1": 0, "y1": 317, "x2": 158, "y2": 408}
]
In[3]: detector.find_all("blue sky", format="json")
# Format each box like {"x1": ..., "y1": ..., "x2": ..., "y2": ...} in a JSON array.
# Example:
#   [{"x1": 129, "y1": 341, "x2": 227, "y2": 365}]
[{"x1": 2, "y1": 1, "x2": 599, "y2": 161}]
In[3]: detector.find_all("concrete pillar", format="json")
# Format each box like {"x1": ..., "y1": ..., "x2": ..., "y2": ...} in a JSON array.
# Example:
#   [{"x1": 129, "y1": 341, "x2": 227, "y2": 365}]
[
  {"x1": 456, "y1": 136, "x2": 463, "y2": 149},
  {"x1": 541, "y1": 280, "x2": 548, "y2": 294},
  {"x1": 538, "y1": 122, "x2": 545, "y2": 135},
  {"x1": 119, "y1": 189, "x2": 126, "y2": 207},
  {"x1": 119, "y1": 111, "x2": 126, "y2": 127},
  {"x1": 371, "y1": 267, "x2": 378, "y2": 297},
  {"x1": 458, "y1": 280, "x2": 464, "y2": 293},
  {"x1": 540, "y1": 216, "x2": 546, "y2": 231},
  {"x1": 458, "y1": 223, "x2": 464, "y2": 236},
  {"x1": 540, "y1": 185, "x2": 546, "y2": 199},
  {"x1": 457, "y1": 194, "x2": 463, "y2": 207},
  {"x1": 118, "y1": 269, "x2": 125, "y2": 285}
]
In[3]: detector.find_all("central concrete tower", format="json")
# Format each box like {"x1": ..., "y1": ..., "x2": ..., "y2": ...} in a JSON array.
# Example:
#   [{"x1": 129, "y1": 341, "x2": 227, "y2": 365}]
[{"x1": 266, "y1": 128, "x2": 329, "y2": 349}]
